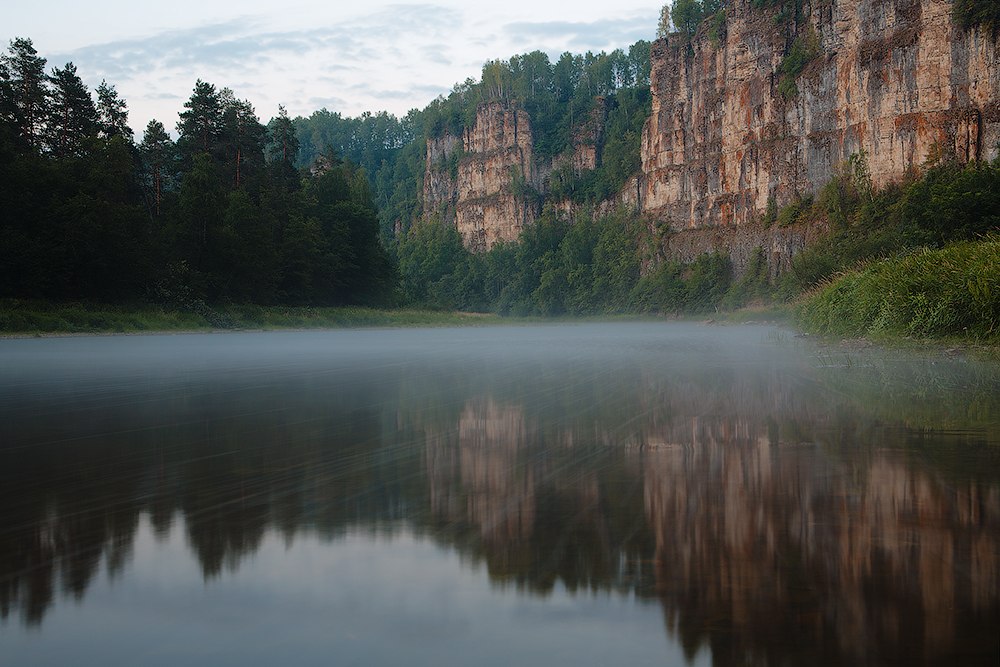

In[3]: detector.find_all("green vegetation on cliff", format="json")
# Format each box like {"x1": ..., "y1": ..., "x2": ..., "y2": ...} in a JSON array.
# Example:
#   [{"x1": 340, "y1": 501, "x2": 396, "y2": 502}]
[
  {"x1": 785, "y1": 158, "x2": 1000, "y2": 294},
  {"x1": 953, "y1": 0, "x2": 1000, "y2": 35}
]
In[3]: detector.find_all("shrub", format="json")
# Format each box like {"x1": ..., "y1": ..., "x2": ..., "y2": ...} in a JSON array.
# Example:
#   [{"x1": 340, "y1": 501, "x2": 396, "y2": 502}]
[{"x1": 797, "y1": 239, "x2": 1000, "y2": 341}]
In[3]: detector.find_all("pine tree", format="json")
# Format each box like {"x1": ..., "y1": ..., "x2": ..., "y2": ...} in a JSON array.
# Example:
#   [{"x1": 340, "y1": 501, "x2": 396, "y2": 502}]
[
  {"x1": 176, "y1": 79, "x2": 223, "y2": 164},
  {"x1": 0, "y1": 37, "x2": 49, "y2": 151},
  {"x1": 220, "y1": 90, "x2": 266, "y2": 190},
  {"x1": 47, "y1": 62, "x2": 98, "y2": 157},
  {"x1": 139, "y1": 119, "x2": 176, "y2": 216},
  {"x1": 96, "y1": 80, "x2": 133, "y2": 143},
  {"x1": 266, "y1": 104, "x2": 299, "y2": 168}
]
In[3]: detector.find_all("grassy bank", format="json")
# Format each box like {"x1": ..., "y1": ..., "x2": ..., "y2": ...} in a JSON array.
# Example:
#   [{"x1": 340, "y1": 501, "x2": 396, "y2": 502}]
[
  {"x1": 795, "y1": 238, "x2": 1000, "y2": 342},
  {"x1": 0, "y1": 300, "x2": 507, "y2": 335}
]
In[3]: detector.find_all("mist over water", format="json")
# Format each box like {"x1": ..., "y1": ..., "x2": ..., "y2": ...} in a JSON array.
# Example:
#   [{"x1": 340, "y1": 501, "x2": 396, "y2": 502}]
[{"x1": 1, "y1": 323, "x2": 998, "y2": 666}]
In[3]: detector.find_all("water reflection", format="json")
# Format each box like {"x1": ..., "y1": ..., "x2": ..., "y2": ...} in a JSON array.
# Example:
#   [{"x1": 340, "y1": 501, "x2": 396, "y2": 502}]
[{"x1": 0, "y1": 325, "x2": 998, "y2": 665}]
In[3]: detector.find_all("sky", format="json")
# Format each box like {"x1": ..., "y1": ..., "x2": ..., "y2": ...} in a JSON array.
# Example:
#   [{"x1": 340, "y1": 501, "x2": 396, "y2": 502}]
[{"x1": 5, "y1": 1, "x2": 659, "y2": 136}]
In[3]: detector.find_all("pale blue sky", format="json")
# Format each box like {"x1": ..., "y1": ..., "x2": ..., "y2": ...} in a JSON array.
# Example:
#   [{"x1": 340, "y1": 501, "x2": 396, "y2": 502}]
[{"x1": 5, "y1": 1, "x2": 658, "y2": 134}]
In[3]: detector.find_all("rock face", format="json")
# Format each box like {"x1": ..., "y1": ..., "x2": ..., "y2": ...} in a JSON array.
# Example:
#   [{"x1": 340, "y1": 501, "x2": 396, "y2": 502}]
[
  {"x1": 423, "y1": 102, "x2": 540, "y2": 252},
  {"x1": 641, "y1": 0, "x2": 1000, "y2": 234},
  {"x1": 422, "y1": 0, "x2": 998, "y2": 265}
]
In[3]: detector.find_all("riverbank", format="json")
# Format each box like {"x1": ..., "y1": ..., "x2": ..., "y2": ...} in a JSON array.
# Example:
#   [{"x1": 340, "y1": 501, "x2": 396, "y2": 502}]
[
  {"x1": 794, "y1": 238, "x2": 1000, "y2": 346},
  {"x1": 0, "y1": 300, "x2": 511, "y2": 336}
]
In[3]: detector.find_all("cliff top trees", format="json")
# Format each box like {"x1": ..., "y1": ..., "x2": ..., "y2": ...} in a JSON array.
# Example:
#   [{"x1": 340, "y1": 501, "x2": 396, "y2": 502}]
[{"x1": 657, "y1": 0, "x2": 727, "y2": 39}]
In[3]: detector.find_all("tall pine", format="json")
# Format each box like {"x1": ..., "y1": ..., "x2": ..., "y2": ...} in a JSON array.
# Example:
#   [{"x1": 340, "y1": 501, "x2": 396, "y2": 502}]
[
  {"x1": 0, "y1": 38, "x2": 48, "y2": 152},
  {"x1": 47, "y1": 62, "x2": 98, "y2": 157}
]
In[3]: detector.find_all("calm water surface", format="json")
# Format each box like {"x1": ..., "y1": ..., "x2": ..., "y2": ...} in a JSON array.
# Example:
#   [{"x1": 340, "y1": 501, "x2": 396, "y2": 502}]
[{"x1": 1, "y1": 323, "x2": 998, "y2": 665}]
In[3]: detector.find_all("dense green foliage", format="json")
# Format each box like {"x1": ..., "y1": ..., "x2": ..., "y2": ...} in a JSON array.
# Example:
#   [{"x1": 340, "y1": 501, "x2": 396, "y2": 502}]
[
  {"x1": 398, "y1": 211, "x2": 643, "y2": 315},
  {"x1": 792, "y1": 157, "x2": 1000, "y2": 341},
  {"x1": 546, "y1": 87, "x2": 652, "y2": 203},
  {"x1": 421, "y1": 46, "x2": 651, "y2": 157},
  {"x1": 797, "y1": 239, "x2": 1000, "y2": 341},
  {"x1": 783, "y1": 157, "x2": 1000, "y2": 295},
  {"x1": 396, "y1": 210, "x2": 768, "y2": 316},
  {"x1": 953, "y1": 0, "x2": 1000, "y2": 35},
  {"x1": 0, "y1": 39, "x2": 394, "y2": 308},
  {"x1": 659, "y1": 0, "x2": 726, "y2": 38}
]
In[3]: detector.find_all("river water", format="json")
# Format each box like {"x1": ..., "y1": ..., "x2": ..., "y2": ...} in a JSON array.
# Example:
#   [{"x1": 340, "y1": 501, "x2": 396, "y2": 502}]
[{"x1": 1, "y1": 323, "x2": 998, "y2": 665}]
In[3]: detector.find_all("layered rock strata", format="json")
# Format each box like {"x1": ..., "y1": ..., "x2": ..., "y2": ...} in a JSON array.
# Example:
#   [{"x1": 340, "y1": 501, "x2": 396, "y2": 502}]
[{"x1": 641, "y1": 0, "x2": 999, "y2": 265}]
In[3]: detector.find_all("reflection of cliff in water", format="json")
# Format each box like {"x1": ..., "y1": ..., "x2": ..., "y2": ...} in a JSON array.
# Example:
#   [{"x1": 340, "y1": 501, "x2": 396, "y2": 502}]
[
  {"x1": 423, "y1": 396, "x2": 654, "y2": 594},
  {"x1": 1, "y1": 340, "x2": 998, "y2": 664},
  {"x1": 641, "y1": 416, "x2": 999, "y2": 666}
]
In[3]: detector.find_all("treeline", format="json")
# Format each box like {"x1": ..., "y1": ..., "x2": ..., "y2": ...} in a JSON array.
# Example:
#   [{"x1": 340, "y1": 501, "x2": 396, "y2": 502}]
[
  {"x1": 421, "y1": 46, "x2": 651, "y2": 155},
  {"x1": 396, "y1": 207, "x2": 764, "y2": 316},
  {"x1": 291, "y1": 108, "x2": 425, "y2": 242},
  {"x1": 0, "y1": 38, "x2": 393, "y2": 307}
]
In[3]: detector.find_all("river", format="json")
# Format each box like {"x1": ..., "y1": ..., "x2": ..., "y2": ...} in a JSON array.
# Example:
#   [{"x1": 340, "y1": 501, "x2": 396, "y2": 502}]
[{"x1": 1, "y1": 323, "x2": 997, "y2": 665}]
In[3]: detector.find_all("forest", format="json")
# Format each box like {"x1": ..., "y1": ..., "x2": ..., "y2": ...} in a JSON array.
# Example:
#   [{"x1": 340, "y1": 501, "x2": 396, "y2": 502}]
[{"x1": 0, "y1": 38, "x2": 393, "y2": 310}]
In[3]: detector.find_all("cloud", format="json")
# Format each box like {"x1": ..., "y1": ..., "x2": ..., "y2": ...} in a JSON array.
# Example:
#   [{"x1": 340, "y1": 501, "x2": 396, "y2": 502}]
[
  {"x1": 27, "y1": 3, "x2": 654, "y2": 131},
  {"x1": 307, "y1": 95, "x2": 349, "y2": 111},
  {"x1": 502, "y1": 15, "x2": 655, "y2": 50},
  {"x1": 50, "y1": 4, "x2": 464, "y2": 85}
]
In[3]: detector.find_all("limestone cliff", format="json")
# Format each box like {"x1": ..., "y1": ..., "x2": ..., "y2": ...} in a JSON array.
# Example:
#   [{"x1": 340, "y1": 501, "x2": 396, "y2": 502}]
[
  {"x1": 641, "y1": 0, "x2": 1000, "y2": 265},
  {"x1": 421, "y1": 0, "x2": 998, "y2": 265},
  {"x1": 423, "y1": 102, "x2": 540, "y2": 252}
]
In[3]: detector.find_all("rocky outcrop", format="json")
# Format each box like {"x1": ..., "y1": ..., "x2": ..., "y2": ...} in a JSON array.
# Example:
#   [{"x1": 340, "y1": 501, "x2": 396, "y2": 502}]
[
  {"x1": 641, "y1": 0, "x2": 1000, "y2": 236},
  {"x1": 421, "y1": 0, "x2": 998, "y2": 265},
  {"x1": 423, "y1": 99, "x2": 621, "y2": 252},
  {"x1": 423, "y1": 102, "x2": 540, "y2": 252}
]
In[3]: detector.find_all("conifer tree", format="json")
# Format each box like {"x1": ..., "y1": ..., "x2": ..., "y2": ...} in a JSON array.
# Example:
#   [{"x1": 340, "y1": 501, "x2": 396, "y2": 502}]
[
  {"x1": 0, "y1": 38, "x2": 49, "y2": 151},
  {"x1": 266, "y1": 104, "x2": 299, "y2": 169},
  {"x1": 47, "y1": 62, "x2": 98, "y2": 157},
  {"x1": 139, "y1": 119, "x2": 176, "y2": 216},
  {"x1": 176, "y1": 80, "x2": 223, "y2": 164},
  {"x1": 220, "y1": 90, "x2": 266, "y2": 189},
  {"x1": 96, "y1": 80, "x2": 133, "y2": 143}
]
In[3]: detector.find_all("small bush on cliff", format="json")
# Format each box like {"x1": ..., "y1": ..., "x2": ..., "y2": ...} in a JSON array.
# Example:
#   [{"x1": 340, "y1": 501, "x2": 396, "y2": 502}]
[
  {"x1": 953, "y1": 0, "x2": 1000, "y2": 35},
  {"x1": 776, "y1": 195, "x2": 813, "y2": 226},
  {"x1": 778, "y1": 26, "x2": 822, "y2": 100}
]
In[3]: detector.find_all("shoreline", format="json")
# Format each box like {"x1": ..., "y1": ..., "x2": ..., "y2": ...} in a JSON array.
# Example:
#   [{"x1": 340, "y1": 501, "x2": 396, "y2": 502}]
[{"x1": 2, "y1": 301, "x2": 996, "y2": 358}]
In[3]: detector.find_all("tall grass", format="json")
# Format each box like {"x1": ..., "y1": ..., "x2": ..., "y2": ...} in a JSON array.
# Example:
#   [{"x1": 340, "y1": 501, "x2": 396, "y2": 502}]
[{"x1": 796, "y1": 238, "x2": 1000, "y2": 341}]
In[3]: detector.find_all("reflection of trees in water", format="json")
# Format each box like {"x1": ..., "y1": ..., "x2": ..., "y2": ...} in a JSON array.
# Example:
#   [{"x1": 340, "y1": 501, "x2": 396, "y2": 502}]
[{"x1": 0, "y1": 351, "x2": 998, "y2": 665}]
